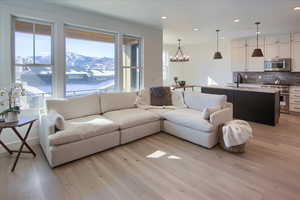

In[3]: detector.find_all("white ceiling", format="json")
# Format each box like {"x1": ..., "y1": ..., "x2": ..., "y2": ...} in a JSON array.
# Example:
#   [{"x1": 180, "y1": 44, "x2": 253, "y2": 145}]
[{"x1": 41, "y1": 0, "x2": 300, "y2": 44}]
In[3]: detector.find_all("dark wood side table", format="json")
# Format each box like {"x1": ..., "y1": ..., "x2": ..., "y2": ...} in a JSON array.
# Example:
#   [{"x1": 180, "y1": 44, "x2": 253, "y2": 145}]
[{"x1": 0, "y1": 117, "x2": 37, "y2": 172}]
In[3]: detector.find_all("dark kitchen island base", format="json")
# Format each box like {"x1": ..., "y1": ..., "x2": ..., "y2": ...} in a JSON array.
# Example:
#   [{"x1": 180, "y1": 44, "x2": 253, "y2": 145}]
[{"x1": 201, "y1": 86, "x2": 280, "y2": 126}]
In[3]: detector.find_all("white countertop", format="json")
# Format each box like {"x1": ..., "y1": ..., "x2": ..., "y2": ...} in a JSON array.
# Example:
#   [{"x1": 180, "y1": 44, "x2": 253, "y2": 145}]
[{"x1": 202, "y1": 84, "x2": 280, "y2": 94}]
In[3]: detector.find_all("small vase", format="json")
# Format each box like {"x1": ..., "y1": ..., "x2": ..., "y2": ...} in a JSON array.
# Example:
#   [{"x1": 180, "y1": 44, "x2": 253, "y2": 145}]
[{"x1": 5, "y1": 112, "x2": 19, "y2": 123}]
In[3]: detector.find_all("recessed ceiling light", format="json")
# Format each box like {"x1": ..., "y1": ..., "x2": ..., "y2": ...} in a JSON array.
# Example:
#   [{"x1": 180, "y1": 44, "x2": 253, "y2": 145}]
[
  {"x1": 294, "y1": 7, "x2": 300, "y2": 10},
  {"x1": 220, "y1": 37, "x2": 225, "y2": 40},
  {"x1": 234, "y1": 19, "x2": 240, "y2": 23},
  {"x1": 256, "y1": 31, "x2": 261, "y2": 34},
  {"x1": 193, "y1": 28, "x2": 199, "y2": 31},
  {"x1": 161, "y1": 16, "x2": 167, "y2": 19}
]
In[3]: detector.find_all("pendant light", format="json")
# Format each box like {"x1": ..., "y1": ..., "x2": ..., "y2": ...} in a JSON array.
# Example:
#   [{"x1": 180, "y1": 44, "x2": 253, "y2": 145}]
[
  {"x1": 170, "y1": 39, "x2": 190, "y2": 62},
  {"x1": 213, "y1": 30, "x2": 223, "y2": 59},
  {"x1": 252, "y1": 22, "x2": 264, "y2": 57}
]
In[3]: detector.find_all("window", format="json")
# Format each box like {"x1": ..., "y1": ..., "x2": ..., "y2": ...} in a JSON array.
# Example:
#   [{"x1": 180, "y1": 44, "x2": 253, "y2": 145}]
[
  {"x1": 14, "y1": 18, "x2": 53, "y2": 98},
  {"x1": 162, "y1": 50, "x2": 170, "y2": 85},
  {"x1": 122, "y1": 35, "x2": 143, "y2": 92},
  {"x1": 65, "y1": 26, "x2": 116, "y2": 96}
]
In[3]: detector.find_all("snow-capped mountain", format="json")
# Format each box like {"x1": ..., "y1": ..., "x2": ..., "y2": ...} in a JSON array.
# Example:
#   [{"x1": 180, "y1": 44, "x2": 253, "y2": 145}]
[{"x1": 15, "y1": 52, "x2": 114, "y2": 71}]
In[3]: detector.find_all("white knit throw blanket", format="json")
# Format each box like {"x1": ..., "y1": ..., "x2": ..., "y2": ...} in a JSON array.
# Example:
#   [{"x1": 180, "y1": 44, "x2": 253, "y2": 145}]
[{"x1": 222, "y1": 120, "x2": 253, "y2": 147}]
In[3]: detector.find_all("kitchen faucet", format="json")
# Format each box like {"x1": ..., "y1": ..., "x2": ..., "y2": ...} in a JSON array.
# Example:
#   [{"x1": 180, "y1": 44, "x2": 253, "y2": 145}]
[{"x1": 236, "y1": 73, "x2": 242, "y2": 88}]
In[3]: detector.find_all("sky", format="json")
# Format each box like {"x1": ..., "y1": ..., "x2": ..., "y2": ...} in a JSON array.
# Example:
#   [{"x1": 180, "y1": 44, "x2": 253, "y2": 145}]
[{"x1": 15, "y1": 32, "x2": 115, "y2": 59}]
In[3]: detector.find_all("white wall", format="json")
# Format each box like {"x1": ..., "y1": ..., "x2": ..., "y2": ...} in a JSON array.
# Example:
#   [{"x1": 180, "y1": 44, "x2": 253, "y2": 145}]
[
  {"x1": 163, "y1": 40, "x2": 232, "y2": 87},
  {"x1": 0, "y1": 0, "x2": 163, "y2": 152}
]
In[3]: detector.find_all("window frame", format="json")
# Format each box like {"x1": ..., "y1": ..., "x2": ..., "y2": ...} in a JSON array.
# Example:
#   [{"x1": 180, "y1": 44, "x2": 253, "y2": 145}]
[
  {"x1": 11, "y1": 16, "x2": 55, "y2": 97},
  {"x1": 63, "y1": 24, "x2": 119, "y2": 97},
  {"x1": 121, "y1": 35, "x2": 144, "y2": 91}
]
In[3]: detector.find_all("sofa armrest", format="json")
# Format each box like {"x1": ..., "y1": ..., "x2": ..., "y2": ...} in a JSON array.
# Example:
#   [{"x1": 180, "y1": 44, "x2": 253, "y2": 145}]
[
  {"x1": 210, "y1": 106, "x2": 233, "y2": 127},
  {"x1": 39, "y1": 113, "x2": 55, "y2": 148}
]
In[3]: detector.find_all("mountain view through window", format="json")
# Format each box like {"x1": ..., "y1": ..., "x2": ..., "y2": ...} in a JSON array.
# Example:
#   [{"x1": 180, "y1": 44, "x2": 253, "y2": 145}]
[{"x1": 15, "y1": 23, "x2": 116, "y2": 97}]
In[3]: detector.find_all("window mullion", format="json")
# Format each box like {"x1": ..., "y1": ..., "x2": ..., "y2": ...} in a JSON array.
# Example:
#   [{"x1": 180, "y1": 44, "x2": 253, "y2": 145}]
[{"x1": 33, "y1": 23, "x2": 36, "y2": 65}]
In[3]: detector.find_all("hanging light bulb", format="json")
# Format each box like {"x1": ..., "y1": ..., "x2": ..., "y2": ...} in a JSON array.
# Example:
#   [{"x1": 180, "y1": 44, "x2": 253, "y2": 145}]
[
  {"x1": 252, "y1": 22, "x2": 264, "y2": 57},
  {"x1": 170, "y1": 39, "x2": 190, "y2": 62},
  {"x1": 213, "y1": 30, "x2": 223, "y2": 59}
]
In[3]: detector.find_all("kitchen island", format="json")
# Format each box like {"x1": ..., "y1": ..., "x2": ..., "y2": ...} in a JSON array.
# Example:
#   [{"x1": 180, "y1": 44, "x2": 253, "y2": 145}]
[{"x1": 201, "y1": 85, "x2": 280, "y2": 126}]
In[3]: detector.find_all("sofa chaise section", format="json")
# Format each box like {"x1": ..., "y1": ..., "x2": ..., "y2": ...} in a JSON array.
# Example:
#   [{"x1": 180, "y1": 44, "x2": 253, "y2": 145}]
[{"x1": 162, "y1": 91, "x2": 233, "y2": 148}]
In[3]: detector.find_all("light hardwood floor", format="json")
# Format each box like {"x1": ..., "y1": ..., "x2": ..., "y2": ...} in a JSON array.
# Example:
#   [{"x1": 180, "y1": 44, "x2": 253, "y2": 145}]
[{"x1": 1, "y1": 114, "x2": 300, "y2": 200}]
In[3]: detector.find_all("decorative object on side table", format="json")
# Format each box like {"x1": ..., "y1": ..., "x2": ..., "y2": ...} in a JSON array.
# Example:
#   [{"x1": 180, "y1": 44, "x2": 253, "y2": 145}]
[
  {"x1": 0, "y1": 83, "x2": 25, "y2": 123},
  {"x1": 174, "y1": 76, "x2": 179, "y2": 86},
  {"x1": 178, "y1": 80, "x2": 186, "y2": 87}
]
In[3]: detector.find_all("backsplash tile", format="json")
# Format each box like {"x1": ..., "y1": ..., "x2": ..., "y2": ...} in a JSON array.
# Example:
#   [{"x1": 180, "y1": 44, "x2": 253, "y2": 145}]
[{"x1": 233, "y1": 72, "x2": 300, "y2": 85}]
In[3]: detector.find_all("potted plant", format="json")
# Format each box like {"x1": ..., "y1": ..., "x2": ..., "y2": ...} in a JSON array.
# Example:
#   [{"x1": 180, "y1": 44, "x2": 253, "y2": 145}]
[
  {"x1": 0, "y1": 83, "x2": 25, "y2": 123},
  {"x1": 174, "y1": 76, "x2": 178, "y2": 86}
]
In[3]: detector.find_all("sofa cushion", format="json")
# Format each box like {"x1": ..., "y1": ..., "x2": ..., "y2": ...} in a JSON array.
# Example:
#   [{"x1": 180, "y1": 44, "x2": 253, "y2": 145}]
[
  {"x1": 100, "y1": 92, "x2": 137, "y2": 113},
  {"x1": 184, "y1": 91, "x2": 226, "y2": 111},
  {"x1": 103, "y1": 108, "x2": 160, "y2": 129},
  {"x1": 49, "y1": 115, "x2": 118, "y2": 146},
  {"x1": 146, "y1": 108, "x2": 176, "y2": 119},
  {"x1": 162, "y1": 109, "x2": 215, "y2": 132},
  {"x1": 46, "y1": 94, "x2": 101, "y2": 120}
]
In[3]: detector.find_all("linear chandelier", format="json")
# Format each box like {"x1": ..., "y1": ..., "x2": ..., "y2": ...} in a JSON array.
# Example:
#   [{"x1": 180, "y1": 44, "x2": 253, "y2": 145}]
[{"x1": 170, "y1": 39, "x2": 190, "y2": 62}]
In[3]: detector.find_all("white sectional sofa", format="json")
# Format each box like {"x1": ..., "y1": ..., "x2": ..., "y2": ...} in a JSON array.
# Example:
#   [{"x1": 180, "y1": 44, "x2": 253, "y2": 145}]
[{"x1": 39, "y1": 90, "x2": 232, "y2": 167}]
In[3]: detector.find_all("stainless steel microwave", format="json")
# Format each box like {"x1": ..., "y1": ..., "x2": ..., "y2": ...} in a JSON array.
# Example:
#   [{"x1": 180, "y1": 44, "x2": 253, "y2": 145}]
[{"x1": 264, "y1": 58, "x2": 291, "y2": 72}]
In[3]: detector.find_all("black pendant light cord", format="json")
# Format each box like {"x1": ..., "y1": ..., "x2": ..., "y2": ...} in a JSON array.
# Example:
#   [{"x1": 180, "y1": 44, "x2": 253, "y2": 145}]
[
  {"x1": 175, "y1": 39, "x2": 184, "y2": 57},
  {"x1": 256, "y1": 24, "x2": 259, "y2": 48},
  {"x1": 216, "y1": 30, "x2": 219, "y2": 51},
  {"x1": 255, "y1": 22, "x2": 260, "y2": 48}
]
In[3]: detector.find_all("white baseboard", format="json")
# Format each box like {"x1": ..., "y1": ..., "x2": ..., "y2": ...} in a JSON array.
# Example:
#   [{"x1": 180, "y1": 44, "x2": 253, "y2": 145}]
[{"x1": 0, "y1": 137, "x2": 40, "y2": 157}]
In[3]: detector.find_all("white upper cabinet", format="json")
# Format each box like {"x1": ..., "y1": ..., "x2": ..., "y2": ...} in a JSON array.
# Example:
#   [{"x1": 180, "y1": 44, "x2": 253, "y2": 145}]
[
  {"x1": 231, "y1": 40, "x2": 246, "y2": 72},
  {"x1": 230, "y1": 33, "x2": 300, "y2": 72},
  {"x1": 246, "y1": 37, "x2": 265, "y2": 72},
  {"x1": 265, "y1": 34, "x2": 291, "y2": 60},
  {"x1": 292, "y1": 33, "x2": 300, "y2": 72}
]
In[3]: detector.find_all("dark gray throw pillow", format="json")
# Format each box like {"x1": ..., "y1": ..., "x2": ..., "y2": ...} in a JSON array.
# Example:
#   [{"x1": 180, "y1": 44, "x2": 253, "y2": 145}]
[{"x1": 150, "y1": 87, "x2": 172, "y2": 106}]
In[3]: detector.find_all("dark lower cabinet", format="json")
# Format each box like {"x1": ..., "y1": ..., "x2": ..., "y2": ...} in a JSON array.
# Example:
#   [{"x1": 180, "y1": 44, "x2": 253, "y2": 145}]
[{"x1": 201, "y1": 87, "x2": 280, "y2": 126}]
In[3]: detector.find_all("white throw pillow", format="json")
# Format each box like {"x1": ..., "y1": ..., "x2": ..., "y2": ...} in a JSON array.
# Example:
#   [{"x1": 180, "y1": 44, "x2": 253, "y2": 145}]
[
  {"x1": 136, "y1": 88, "x2": 151, "y2": 106},
  {"x1": 202, "y1": 106, "x2": 222, "y2": 120},
  {"x1": 47, "y1": 111, "x2": 65, "y2": 133},
  {"x1": 171, "y1": 91, "x2": 187, "y2": 108}
]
